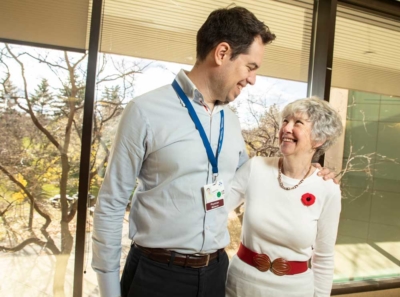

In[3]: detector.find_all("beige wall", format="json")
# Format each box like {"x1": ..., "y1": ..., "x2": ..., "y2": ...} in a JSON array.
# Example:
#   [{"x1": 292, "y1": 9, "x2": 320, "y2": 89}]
[{"x1": 324, "y1": 87, "x2": 349, "y2": 173}]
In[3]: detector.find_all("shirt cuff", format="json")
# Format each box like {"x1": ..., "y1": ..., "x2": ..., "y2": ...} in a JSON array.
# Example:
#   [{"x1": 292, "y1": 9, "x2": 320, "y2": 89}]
[{"x1": 96, "y1": 270, "x2": 121, "y2": 297}]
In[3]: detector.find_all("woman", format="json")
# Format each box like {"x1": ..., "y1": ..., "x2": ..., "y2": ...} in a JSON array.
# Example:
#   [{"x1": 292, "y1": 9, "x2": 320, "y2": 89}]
[{"x1": 226, "y1": 97, "x2": 343, "y2": 297}]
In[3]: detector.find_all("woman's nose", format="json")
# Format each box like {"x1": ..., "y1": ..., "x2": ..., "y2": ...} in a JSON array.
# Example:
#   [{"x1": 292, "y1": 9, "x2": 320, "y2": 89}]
[{"x1": 282, "y1": 122, "x2": 293, "y2": 133}]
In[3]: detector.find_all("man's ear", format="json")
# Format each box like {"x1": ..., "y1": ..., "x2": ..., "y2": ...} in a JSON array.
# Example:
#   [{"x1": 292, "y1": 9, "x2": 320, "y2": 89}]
[{"x1": 214, "y1": 42, "x2": 231, "y2": 66}]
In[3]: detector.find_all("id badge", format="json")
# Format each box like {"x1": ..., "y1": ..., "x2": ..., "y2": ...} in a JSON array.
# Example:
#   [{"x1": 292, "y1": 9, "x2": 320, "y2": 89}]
[{"x1": 203, "y1": 180, "x2": 225, "y2": 211}]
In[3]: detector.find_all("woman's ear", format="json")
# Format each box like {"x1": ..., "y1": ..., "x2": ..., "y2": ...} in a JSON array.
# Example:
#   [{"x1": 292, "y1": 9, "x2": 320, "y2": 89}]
[{"x1": 312, "y1": 140, "x2": 325, "y2": 150}]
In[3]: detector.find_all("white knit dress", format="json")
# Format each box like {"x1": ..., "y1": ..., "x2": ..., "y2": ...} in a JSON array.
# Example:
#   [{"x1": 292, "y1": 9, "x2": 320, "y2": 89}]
[{"x1": 225, "y1": 157, "x2": 341, "y2": 297}]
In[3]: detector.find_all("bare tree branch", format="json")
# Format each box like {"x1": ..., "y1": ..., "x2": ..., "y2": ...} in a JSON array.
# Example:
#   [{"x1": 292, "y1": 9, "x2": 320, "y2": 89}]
[
  {"x1": 5, "y1": 44, "x2": 63, "y2": 152},
  {"x1": 0, "y1": 237, "x2": 48, "y2": 252},
  {"x1": 0, "y1": 163, "x2": 52, "y2": 230}
]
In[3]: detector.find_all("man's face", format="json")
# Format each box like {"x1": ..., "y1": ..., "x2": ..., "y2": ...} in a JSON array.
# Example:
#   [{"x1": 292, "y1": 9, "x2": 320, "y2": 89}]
[{"x1": 217, "y1": 36, "x2": 265, "y2": 103}]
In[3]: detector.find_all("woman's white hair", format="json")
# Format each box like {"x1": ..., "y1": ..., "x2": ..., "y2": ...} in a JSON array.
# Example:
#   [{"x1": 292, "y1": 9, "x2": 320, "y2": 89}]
[{"x1": 281, "y1": 97, "x2": 343, "y2": 160}]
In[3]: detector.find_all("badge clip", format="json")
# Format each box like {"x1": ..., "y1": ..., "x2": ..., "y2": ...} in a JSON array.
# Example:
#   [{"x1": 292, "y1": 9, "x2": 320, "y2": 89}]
[{"x1": 212, "y1": 173, "x2": 218, "y2": 184}]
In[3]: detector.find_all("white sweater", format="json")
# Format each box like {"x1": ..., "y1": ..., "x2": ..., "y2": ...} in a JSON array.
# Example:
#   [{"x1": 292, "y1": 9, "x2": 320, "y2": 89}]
[{"x1": 226, "y1": 157, "x2": 341, "y2": 297}]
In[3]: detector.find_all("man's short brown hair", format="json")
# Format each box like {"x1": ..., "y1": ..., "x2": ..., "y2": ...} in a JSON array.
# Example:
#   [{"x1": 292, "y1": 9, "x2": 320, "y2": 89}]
[{"x1": 196, "y1": 6, "x2": 276, "y2": 61}]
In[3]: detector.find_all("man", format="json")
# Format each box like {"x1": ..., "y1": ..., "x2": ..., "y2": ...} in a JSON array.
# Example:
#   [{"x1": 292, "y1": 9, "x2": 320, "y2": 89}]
[{"x1": 92, "y1": 6, "x2": 331, "y2": 297}]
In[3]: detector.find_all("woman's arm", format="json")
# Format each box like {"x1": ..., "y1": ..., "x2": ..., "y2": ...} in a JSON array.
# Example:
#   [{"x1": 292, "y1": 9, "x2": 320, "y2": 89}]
[{"x1": 312, "y1": 185, "x2": 341, "y2": 297}]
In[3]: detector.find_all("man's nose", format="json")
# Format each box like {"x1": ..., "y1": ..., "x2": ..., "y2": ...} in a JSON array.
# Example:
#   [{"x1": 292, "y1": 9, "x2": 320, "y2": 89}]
[{"x1": 247, "y1": 71, "x2": 257, "y2": 85}]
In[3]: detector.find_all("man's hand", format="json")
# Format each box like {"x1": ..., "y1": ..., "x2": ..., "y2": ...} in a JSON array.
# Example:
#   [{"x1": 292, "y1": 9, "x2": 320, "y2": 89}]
[{"x1": 312, "y1": 163, "x2": 339, "y2": 184}]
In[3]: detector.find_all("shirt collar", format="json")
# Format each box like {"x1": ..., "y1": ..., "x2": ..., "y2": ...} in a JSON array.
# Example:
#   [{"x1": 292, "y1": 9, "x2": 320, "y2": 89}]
[{"x1": 175, "y1": 69, "x2": 223, "y2": 113}]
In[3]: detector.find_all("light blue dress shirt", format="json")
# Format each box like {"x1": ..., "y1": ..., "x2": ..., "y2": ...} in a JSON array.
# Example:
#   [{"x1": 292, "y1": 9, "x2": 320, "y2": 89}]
[{"x1": 92, "y1": 70, "x2": 248, "y2": 297}]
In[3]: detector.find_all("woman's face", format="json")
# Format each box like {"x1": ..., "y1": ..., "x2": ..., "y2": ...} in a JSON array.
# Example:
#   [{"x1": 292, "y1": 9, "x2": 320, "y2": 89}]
[{"x1": 279, "y1": 112, "x2": 319, "y2": 158}]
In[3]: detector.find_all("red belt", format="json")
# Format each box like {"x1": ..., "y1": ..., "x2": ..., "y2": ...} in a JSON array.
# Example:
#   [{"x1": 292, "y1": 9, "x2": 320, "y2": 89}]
[{"x1": 237, "y1": 243, "x2": 308, "y2": 276}]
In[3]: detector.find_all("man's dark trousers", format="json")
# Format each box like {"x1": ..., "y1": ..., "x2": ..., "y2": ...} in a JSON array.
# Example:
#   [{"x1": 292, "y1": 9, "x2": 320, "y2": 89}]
[{"x1": 120, "y1": 244, "x2": 229, "y2": 297}]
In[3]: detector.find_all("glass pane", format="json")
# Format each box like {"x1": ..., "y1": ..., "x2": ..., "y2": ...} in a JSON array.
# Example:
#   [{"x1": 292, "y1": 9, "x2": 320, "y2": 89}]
[
  {"x1": 87, "y1": 1, "x2": 313, "y2": 295},
  {"x1": 327, "y1": 5, "x2": 400, "y2": 283},
  {"x1": 227, "y1": 76, "x2": 308, "y2": 257},
  {"x1": 83, "y1": 54, "x2": 172, "y2": 295},
  {"x1": 83, "y1": 61, "x2": 309, "y2": 295},
  {"x1": 0, "y1": 43, "x2": 87, "y2": 296},
  {"x1": 332, "y1": 90, "x2": 400, "y2": 282}
]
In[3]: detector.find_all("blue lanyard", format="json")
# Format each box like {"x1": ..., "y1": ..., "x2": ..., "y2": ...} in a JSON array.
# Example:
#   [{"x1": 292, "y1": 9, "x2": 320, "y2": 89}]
[{"x1": 172, "y1": 80, "x2": 224, "y2": 182}]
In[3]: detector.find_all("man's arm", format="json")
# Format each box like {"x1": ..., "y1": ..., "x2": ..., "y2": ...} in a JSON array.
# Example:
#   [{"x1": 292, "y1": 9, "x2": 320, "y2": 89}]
[
  {"x1": 237, "y1": 137, "x2": 249, "y2": 169},
  {"x1": 92, "y1": 101, "x2": 149, "y2": 297}
]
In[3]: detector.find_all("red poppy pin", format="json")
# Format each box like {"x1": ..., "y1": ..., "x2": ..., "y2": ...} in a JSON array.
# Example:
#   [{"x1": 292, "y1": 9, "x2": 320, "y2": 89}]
[{"x1": 301, "y1": 193, "x2": 316, "y2": 206}]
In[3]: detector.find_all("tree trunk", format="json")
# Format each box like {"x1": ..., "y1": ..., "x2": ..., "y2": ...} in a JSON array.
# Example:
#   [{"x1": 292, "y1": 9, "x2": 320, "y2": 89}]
[
  {"x1": 53, "y1": 151, "x2": 72, "y2": 296},
  {"x1": 28, "y1": 199, "x2": 33, "y2": 229},
  {"x1": 53, "y1": 221, "x2": 73, "y2": 297}
]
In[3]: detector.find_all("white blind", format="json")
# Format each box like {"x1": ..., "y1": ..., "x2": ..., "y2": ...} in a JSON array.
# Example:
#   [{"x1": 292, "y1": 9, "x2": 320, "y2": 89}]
[
  {"x1": 0, "y1": 0, "x2": 91, "y2": 51},
  {"x1": 100, "y1": 0, "x2": 313, "y2": 82},
  {"x1": 332, "y1": 5, "x2": 400, "y2": 97}
]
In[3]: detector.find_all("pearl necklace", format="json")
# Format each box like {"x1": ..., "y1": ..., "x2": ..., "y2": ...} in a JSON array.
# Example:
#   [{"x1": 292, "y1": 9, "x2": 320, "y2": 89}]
[{"x1": 278, "y1": 158, "x2": 312, "y2": 191}]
